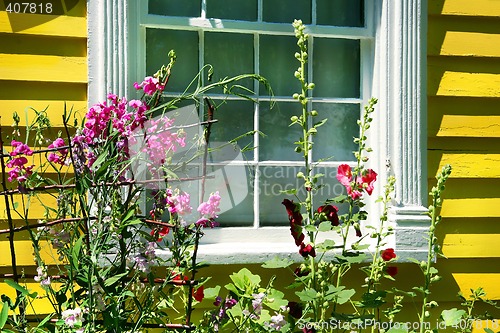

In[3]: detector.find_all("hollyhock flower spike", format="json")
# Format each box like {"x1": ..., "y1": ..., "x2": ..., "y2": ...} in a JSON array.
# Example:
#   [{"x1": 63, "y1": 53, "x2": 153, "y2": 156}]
[{"x1": 282, "y1": 199, "x2": 305, "y2": 246}]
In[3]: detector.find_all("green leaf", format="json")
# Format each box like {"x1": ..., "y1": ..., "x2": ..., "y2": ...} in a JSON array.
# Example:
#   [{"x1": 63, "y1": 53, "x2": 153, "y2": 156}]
[
  {"x1": 224, "y1": 283, "x2": 240, "y2": 296},
  {"x1": 484, "y1": 328, "x2": 495, "y2": 333},
  {"x1": 440, "y1": 308, "x2": 466, "y2": 327},
  {"x1": 316, "y1": 239, "x2": 337, "y2": 251},
  {"x1": 262, "y1": 257, "x2": 293, "y2": 269},
  {"x1": 4, "y1": 280, "x2": 29, "y2": 297},
  {"x1": 72, "y1": 236, "x2": 84, "y2": 270},
  {"x1": 265, "y1": 289, "x2": 288, "y2": 311},
  {"x1": 229, "y1": 268, "x2": 261, "y2": 292},
  {"x1": 337, "y1": 289, "x2": 356, "y2": 304},
  {"x1": 303, "y1": 225, "x2": 317, "y2": 232},
  {"x1": 0, "y1": 302, "x2": 9, "y2": 329},
  {"x1": 203, "y1": 286, "x2": 221, "y2": 300},
  {"x1": 36, "y1": 314, "x2": 53, "y2": 329},
  {"x1": 104, "y1": 272, "x2": 129, "y2": 287},
  {"x1": 295, "y1": 289, "x2": 317, "y2": 302},
  {"x1": 318, "y1": 221, "x2": 333, "y2": 232}
]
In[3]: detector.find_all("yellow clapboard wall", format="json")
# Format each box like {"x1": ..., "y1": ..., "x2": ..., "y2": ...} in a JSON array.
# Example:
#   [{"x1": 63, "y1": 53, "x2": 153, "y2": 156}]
[
  {"x1": 0, "y1": 0, "x2": 87, "y2": 309},
  {"x1": 428, "y1": 0, "x2": 500, "y2": 303}
]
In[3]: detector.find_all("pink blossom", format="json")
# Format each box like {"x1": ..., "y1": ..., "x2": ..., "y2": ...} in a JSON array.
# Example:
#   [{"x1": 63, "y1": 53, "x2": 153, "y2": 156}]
[
  {"x1": 48, "y1": 138, "x2": 68, "y2": 165},
  {"x1": 6, "y1": 144, "x2": 34, "y2": 183},
  {"x1": 336, "y1": 164, "x2": 377, "y2": 199},
  {"x1": 134, "y1": 76, "x2": 165, "y2": 96},
  {"x1": 10, "y1": 140, "x2": 33, "y2": 156},
  {"x1": 197, "y1": 191, "x2": 221, "y2": 219},
  {"x1": 167, "y1": 190, "x2": 192, "y2": 216},
  {"x1": 361, "y1": 169, "x2": 377, "y2": 195}
]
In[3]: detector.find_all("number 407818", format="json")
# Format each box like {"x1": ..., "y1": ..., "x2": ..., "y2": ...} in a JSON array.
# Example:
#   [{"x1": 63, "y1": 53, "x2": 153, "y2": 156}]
[{"x1": 5, "y1": 2, "x2": 53, "y2": 14}]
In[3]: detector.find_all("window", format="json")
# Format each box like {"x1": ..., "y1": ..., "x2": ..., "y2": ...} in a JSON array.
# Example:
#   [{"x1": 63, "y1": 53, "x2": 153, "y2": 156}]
[{"x1": 88, "y1": 0, "x2": 428, "y2": 262}]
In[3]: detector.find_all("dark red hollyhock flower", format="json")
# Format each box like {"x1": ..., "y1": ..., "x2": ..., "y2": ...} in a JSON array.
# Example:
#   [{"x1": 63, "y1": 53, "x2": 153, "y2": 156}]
[
  {"x1": 386, "y1": 266, "x2": 398, "y2": 277},
  {"x1": 287, "y1": 301, "x2": 303, "y2": 319},
  {"x1": 299, "y1": 243, "x2": 316, "y2": 258},
  {"x1": 355, "y1": 225, "x2": 362, "y2": 237},
  {"x1": 381, "y1": 248, "x2": 396, "y2": 261},
  {"x1": 303, "y1": 327, "x2": 316, "y2": 333},
  {"x1": 193, "y1": 285, "x2": 204, "y2": 302},
  {"x1": 282, "y1": 199, "x2": 305, "y2": 246},
  {"x1": 317, "y1": 204, "x2": 339, "y2": 226}
]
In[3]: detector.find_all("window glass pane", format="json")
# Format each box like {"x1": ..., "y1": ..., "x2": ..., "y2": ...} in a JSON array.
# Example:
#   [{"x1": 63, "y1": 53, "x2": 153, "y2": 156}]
[
  {"x1": 263, "y1": 0, "x2": 311, "y2": 24},
  {"x1": 148, "y1": 0, "x2": 201, "y2": 17},
  {"x1": 146, "y1": 29, "x2": 199, "y2": 93},
  {"x1": 260, "y1": 102, "x2": 303, "y2": 161},
  {"x1": 260, "y1": 166, "x2": 305, "y2": 226},
  {"x1": 204, "y1": 32, "x2": 254, "y2": 93},
  {"x1": 208, "y1": 100, "x2": 255, "y2": 162},
  {"x1": 312, "y1": 103, "x2": 359, "y2": 162},
  {"x1": 317, "y1": 0, "x2": 364, "y2": 27},
  {"x1": 259, "y1": 35, "x2": 298, "y2": 97},
  {"x1": 313, "y1": 38, "x2": 360, "y2": 98},
  {"x1": 207, "y1": 0, "x2": 257, "y2": 21},
  {"x1": 260, "y1": 166, "x2": 355, "y2": 226},
  {"x1": 206, "y1": 165, "x2": 255, "y2": 226}
]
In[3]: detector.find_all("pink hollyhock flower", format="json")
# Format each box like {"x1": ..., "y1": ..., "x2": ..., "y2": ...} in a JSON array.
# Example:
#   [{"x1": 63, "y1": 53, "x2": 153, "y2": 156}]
[
  {"x1": 361, "y1": 169, "x2": 377, "y2": 195},
  {"x1": 381, "y1": 248, "x2": 396, "y2": 261},
  {"x1": 337, "y1": 164, "x2": 377, "y2": 199},
  {"x1": 317, "y1": 204, "x2": 339, "y2": 226}
]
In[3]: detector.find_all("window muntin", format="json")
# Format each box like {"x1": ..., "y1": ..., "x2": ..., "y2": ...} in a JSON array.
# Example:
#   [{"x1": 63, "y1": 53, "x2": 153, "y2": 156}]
[{"x1": 141, "y1": 0, "x2": 370, "y2": 230}]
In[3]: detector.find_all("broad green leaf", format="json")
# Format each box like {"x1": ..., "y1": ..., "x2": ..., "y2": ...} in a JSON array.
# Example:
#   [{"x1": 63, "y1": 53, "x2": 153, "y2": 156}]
[
  {"x1": 262, "y1": 257, "x2": 293, "y2": 269},
  {"x1": 0, "y1": 302, "x2": 9, "y2": 328},
  {"x1": 295, "y1": 289, "x2": 317, "y2": 302},
  {"x1": 337, "y1": 289, "x2": 356, "y2": 304},
  {"x1": 229, "y1": 268, "x2": 261, "y2": 291},
  {"x1": 440, "y1": 308, "x2": 466, "y2": 327},
  {"x1": 303, "y1": 225, "x2": 317, "y2": 232},
  {"x1": 203, "y1": 286, "x2": 221, "y2": 300},
  {"x1": 225, "y1": 283, "x2": 240, "y2": 297},
  {"x1": 318, "y1": 221, "x2": 333, "y2": 232},
  {"x1": 265, "y1": 289, "x2": 288, "y2": 310}
]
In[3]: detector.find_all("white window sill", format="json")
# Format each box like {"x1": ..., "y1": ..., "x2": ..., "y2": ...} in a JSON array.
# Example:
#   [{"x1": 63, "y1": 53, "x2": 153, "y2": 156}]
[{"x1": 153, "y1": 225, "x2": 429, "y2": 265}]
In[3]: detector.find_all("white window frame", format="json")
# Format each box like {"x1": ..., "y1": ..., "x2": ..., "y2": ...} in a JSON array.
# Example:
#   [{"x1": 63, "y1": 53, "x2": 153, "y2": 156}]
[{"x1": 87, "y1": 0, "x2": 429, "y2": 263}]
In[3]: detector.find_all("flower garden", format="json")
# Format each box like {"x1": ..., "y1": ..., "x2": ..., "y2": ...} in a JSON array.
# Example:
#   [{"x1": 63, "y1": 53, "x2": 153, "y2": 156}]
[{"x1": 0, "y1": 20, "x2": 497, "y2": 333}]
